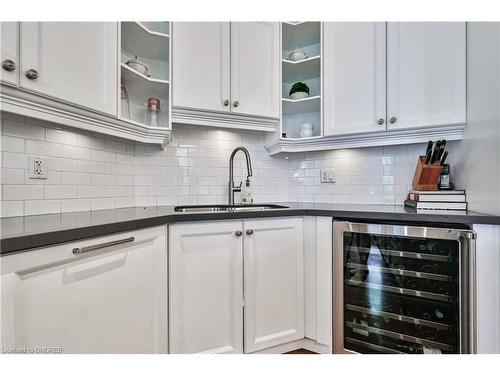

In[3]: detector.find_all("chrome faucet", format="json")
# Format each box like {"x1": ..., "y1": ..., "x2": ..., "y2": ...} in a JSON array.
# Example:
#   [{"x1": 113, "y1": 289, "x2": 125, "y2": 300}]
[{"x1": 228, "y1": 146, "x2": 253, "y2": 205}]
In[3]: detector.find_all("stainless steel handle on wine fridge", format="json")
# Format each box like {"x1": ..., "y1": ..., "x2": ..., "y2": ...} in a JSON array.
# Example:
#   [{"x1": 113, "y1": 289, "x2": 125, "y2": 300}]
[
  {"x1": 25, "y1": 69, "x2": 39, "y2": 80},
  {"x1": 15, "y1": 236, "x2": 135, "y2": 276},
  {"x1": 460, "y1": 231, "x2": 477, "y2": 354},
  {"x1": 2, "y1": 59, "x2": 16, "y2": 72}
]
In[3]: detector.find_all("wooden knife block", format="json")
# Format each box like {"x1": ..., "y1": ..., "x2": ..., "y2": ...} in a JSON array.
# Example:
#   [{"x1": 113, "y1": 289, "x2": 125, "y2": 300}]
[{"x1": 412, "y1": 156, "x2": 443, "y2": 191}]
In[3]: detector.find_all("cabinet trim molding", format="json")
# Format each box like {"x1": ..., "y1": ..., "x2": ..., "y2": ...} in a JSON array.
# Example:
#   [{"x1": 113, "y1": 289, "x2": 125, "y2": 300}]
[
  {"x1": 265, "y1": 122, "x2": 465, "y2": 155},
  {"x1": 1, "y1": 85, "x2": 171, "y2": 147},
  {"x1": 172, "y1": 107, "x2": 278, "y2": 132}
]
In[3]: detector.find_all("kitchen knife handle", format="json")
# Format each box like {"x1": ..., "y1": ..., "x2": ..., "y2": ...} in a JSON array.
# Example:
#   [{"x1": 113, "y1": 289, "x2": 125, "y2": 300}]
[{"x1": 440, "y1": 150, "x2": 448, "y2": 166}]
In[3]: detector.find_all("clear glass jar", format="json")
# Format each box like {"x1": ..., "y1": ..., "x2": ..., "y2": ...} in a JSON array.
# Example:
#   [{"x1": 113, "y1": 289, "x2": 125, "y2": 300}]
[
  {"x1": 144, "y1": 97, "x2": 162, "y2": 127},
  {"x1": 120, "y1": 81, "x2": 131, "y2": 119}
]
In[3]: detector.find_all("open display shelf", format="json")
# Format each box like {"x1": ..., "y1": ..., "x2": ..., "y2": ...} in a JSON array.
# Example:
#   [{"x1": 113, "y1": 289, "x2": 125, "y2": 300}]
[
  {"x1": 281, "y1": 22, "x2": 322, "y2": 139},
  {"x1": 120, "y1": 22, "x2": 171, "y2": 129}
]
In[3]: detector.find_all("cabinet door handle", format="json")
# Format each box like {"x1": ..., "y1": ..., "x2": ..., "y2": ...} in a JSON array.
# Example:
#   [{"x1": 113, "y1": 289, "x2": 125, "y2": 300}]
[
  {"x1": 2, "y1": 59, "x2": 17, "y2": 72},
  {"x1": 72, "y1": 236, "x2": 135, "y2": 255},
  {"x1": 246, "y1": 229, "x2": 254, "y2": 235},
  {"x1": 25, "y1": 69, "x2": 39, "y2": 80},
  {"x1": 389, "y1": 117, "x2": 397, "y2": 124},
  {"x1": 233, "y1": 100, "x2": 239, "y2": 108},
  {"x1": 235, "y1": 230, "x2": 243, "y2": 236},
  {"x1": 377, "y1": 118, "x2": 385, "y2": 125},
  {"x1": 223, "y1": 99, "x2": 230, "y2": 107},
  {"x1": 15, "y1": 236, "x2": 135, "y2": 276}
]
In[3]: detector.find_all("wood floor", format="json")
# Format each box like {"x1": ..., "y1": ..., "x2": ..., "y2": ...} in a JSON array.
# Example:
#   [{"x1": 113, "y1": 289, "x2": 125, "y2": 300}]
[{"x1": 284, "y1": 349, "x2": 317, "y2": 354}]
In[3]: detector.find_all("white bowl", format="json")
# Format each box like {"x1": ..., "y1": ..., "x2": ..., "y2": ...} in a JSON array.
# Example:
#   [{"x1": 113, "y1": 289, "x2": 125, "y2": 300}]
[
  {"x1": 126, "y1": 57, "x2": 150, "y2": 77},
  {"x1": 300, "y1": 128, "x2": 314, "y2": 138},
  {"x1": 288, "y1": 50, "x2": 307, "y2": 62},
  {"x1": 290, "y1": 91, "x2": 309, "y2": 100}
]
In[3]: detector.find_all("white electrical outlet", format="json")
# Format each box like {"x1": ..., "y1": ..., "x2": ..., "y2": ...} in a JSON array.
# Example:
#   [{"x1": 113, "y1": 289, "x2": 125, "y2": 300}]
[
  {"x1": 320, "y1": 169, "x2": 335, "y2": 183},
  {"x1": 28, "y1": 157, "x2": 47, "y2": 179}
]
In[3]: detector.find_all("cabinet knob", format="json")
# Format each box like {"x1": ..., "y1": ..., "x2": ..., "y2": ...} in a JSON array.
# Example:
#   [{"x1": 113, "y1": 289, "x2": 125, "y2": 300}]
[
  {"x1": 25, "y1": 69, "x2": 39, "y2": 80},
  {"x1": 223, "y1": 99, "x2": 229, "y2": 107},
  {"x1": 2, "y1": 59, "x2": 16, "y2": 72},
  {"x1": 235, "y1": 230, "x2": 243, "y2": 237},
  {"x1": 233, "y1": 100, "x2": 239, "y2": 108},
  {"x1": 377, "y1": 118, "x2": 385, "y2": 125},
  {"x1": 246, "y1": 229, "x2": 254, "y2": 235},
  {"x1": 389, "y1": 117, "x2": 397, "y2": 124}
]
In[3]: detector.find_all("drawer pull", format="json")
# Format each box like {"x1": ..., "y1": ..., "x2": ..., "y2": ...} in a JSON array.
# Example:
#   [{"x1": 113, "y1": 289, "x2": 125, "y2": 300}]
[
  {"x1": 72, "y1": 237, "x2": 135, "y2": 255},
  {"x1": 16, "y1": 236, "x2": 135, "y2": 276}
]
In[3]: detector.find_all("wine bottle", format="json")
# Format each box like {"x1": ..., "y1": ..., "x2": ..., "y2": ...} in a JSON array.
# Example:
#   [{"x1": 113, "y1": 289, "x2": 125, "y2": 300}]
[
  {"x1": 404, "y1": 277, "x2": 426, "y2": 290},
  {"x1": 428, "y1": 241, "x2": 453, "y2": 256},
  {"x1": 421, "y1": 262, "x2": 440, "y2": 274}
]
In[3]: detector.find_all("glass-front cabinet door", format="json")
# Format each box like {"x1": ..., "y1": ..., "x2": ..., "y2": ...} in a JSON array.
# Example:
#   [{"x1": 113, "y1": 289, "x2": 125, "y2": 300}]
[{"x1": 333, "y1": 222, "x2": 476, "y2": 354}]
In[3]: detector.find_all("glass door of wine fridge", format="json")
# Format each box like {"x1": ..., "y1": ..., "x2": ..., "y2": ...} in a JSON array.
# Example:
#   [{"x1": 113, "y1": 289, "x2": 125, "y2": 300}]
[{"x1": 333, "y1": 222, "x2": 477, "y2": 354}]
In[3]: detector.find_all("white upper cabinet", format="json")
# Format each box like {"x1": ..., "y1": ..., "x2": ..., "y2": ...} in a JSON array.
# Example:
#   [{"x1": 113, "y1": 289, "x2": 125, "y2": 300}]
[
  {"x1": 387, "y1": 22, "x2": 466, "y2": 129},
  {"x1": 230, "y1": 22, "x2": 280, "y2": 118},
  {"x1": 171, "y1": 22, "x2": 280, "y2": 131},
  {"x1": 19, "y1": 22, "x2": 118, "y2": 116},
  {"x1": 172, "y1": 22, "x2": 231, "y2": 113},
  {"x1": 1, "y1": 22, "x2": 19, "y2": 86},
  {"x1": 0, "y1": 227, "x2": 167, "y2": 354},
  {"x1": 169, "y1": 221, "x2": 244, "y2": 354},
  {"x1": 244, "y1": 218, "x2": 304, "y2": 353},
  {"x1": 323, "y1": 22, "x2": 386, "y2": 136}
]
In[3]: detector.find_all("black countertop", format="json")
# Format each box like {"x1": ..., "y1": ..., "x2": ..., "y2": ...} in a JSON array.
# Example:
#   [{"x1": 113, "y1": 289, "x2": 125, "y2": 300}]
[{"x1": 2, "y1": 203, "x2": 500, "y2": 255}]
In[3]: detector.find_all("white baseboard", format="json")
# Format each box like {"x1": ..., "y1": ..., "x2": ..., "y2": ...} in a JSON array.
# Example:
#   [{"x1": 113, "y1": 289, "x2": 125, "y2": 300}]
[{"x1": 249, "y1": 338, "x2": 332, "y2": 354}]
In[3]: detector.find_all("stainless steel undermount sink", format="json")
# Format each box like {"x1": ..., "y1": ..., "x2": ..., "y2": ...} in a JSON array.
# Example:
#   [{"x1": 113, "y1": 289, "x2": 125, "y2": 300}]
[{"x1": 174, "y1": 204, "x2": 289, "y2": 213}]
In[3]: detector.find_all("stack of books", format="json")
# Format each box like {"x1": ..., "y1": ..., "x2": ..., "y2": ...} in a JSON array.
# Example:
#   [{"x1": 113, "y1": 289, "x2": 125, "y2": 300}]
[{"x1": 404, "y1": 190, "x2": 467, "y2": 213}]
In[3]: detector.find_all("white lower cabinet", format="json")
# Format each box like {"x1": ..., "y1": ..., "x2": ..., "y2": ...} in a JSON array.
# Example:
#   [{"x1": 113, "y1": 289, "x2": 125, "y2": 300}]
[
  {"x1": 0, "y1": 226, "x2": 167, "y2": 354},
  {"x1": 243, "y1": 218, "x2": 304, "y2": 353},
  {"x1": 169, "y1": 220, "x2": 244, "y2": 354},
  {"x1": 168, "y1": 217, "x2": 304, "y2": 354}
]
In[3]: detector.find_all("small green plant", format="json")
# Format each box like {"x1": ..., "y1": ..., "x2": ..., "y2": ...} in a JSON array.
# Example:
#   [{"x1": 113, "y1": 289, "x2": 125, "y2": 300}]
[{"x1": 289, "y1": 82, "x2": 310, "y2": 96}]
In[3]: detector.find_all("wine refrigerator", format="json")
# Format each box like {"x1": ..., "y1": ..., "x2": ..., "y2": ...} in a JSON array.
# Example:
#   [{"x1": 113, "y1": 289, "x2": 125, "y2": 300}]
[{"x1": 333, "y1": 222, "x2": 477, "y2": 354}]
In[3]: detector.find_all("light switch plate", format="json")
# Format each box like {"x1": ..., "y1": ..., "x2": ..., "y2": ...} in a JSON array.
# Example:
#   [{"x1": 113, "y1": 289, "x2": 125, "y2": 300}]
[
  {"x1": 28, "y1": 157, "x2": 48, "y2": 179},
  {"x1": 320, "y1": 169, "x2": 335, "y2": 183}
]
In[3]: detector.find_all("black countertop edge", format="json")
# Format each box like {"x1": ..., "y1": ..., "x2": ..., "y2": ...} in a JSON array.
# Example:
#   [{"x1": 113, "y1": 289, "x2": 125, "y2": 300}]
[{"x1": 1, "y1": 205, "x2": 499, "y2": 256}]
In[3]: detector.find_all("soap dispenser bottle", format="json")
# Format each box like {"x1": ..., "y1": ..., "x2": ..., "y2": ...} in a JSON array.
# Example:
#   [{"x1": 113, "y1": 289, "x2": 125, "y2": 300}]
[{"x1": 241, "y1": 178, "x2": 253, "y2": 205}]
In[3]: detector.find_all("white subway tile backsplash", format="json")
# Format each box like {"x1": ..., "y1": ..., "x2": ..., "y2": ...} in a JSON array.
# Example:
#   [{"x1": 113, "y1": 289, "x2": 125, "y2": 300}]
[
  {"x1": 92, "y1": 149, "x2": 116, "y2": 163},
  {"x1": 91, "y1": 197, "x2": 116, "y2": 210},
  {"x1": 62, "y1": 198, "x2": 91, "y2": 213},
  {"x1": 1, "y1": 168, "x2": 25, "y2": 184},
  {"x1": 62, "y1": 145, "x2": 92, "y2": 160},
  {"x1": 1, "y1": 200, "x2": 24, "y2": 217},
  {"x1": 45, "y1": 128, "x2": 78, "y2": 145},
  {"x1": 26, "y1": 140, "x2": 62, "y2": 157},
  {"x1": 1, "y1": 113, "x2": 434, "y2": 217},
  {"x1": 45, "y1": 185, "x2": 77, "y2": 199},
  {"x1": 1, "y1": 135, "x2": 25, "y2": 153},
  {"x1": 3, "y1": 152, "x2": 27, "y2": 169},
  {"x1": 3, "y1": 185, "x2": 44, "y2": 200},
  {"x1": 25, "y1": 199, "x2": 61, "y2": 215},
  {"x1": 62, "y1": 172, "x2": 91, "y2": 185},
  {"x1": 2, "y1": 119, "x2": 45, "y2": 140},
  {"x1": 78, "y1": 185, "x2": 105, "y2": 198}
]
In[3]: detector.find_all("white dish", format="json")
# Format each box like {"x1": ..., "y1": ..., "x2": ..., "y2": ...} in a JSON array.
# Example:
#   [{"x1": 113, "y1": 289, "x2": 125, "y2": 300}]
[
  {"x1": 288, "y1": 50, "x2": 307, "y2": 62},
  {"x1": 300, "y1": 123, "x2": 314, "y2": 138},
  {"x1": 126, "y1": 57, "x2": 150, "y2": 77},
  {"x1": 290, "y1": 91, "x2": 309, "y2": 100}
]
